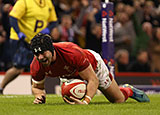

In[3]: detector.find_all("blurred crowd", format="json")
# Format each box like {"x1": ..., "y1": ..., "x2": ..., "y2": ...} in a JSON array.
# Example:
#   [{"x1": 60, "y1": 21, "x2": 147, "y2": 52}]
[{"x1": 0, "y1": 0, "x2": 160, "y2": 72}]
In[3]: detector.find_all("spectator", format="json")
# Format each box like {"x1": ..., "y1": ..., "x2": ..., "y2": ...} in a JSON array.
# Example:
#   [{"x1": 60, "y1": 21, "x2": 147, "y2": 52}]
[
  {"x1": 114, "y1": 11, "x2": 136, "y2": 53},
  {"x1": 130, "y1": 10, "x2": 150, "y2": 58},
  {"x1": 0, "y1": 4, "x2": 13, "y2": 70},
  {"x1": 0, "y1": 31, "x2": 6, "y2": 71},
  {"x1": 72, "y1": 0, "x2": 90, "y2": 48},
  {"x1": 115, "y1": 49, "x2": 129, "y2": 72},
  {"x1": 85, "y1": 7, "x2": 102, "y2": 54},
  {"x1": 1, "y1": 3, "x2": 12, "y2": 39},
  {"x1": 142, "y1": 1, "x2": 160, "y2": 27},
  {"x1": 58, "y1": 14, "x2": 75, "y2": 42},
  {"x1": 115, "y1": 2, "x2": 125, "y2": 14},
  {"x1": 148, "y1": 27, "x2": 160, "y2": 72},
  {"x1": 50, "y1": 27, "x2": 61, "y2": 42},
  {"x1": 142, "y1": 22, "x2": 153, "y2": 39},
  {"x1": 73, "y1": 0, "x2": 101, "y2": 48},
  {"x1": 128, "y1": 50, "x2": 151, "y2": 72},
  {"x1": 133, "y1": 0, "x2": 144, "y2": 24}
]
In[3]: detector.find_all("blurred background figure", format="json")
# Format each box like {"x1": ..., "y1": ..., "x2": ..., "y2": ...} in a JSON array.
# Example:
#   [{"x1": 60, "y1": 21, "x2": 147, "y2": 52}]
[
  {"x1": 114, "y1": 11, "x2": 135, "y2": 53},
  {"x1": 0, "y1": 32, "x2": 6, "y2": 71},
  {"x1": 149, "y1": 27, "x2": 160, "y2": 72},
  {"x1": 128, "y1": 50, "x2": 151, "y2": 72},
  {"x1": 142, "y1": 1, "x2": 160, "y2": 28},
  {"x1": 57, "y1": 14, "x2": 75, "y2": 42},
  {"x1": 50, "y1": 27, "x2": 61, "y2": 42},
  {"x1": 0, "y1": 3, "x2": 13, "y2": 71},
  {"x1": 85, "y1": 22, "x2": 102, "y2": 54},
  {"x1": 84, "y1": 0, "x2": 102, "y2": 54},
  {"x1": 115, "y1": 49, "x2": 130, "y2": 72},
  {"x1": 142, "y1": 22, "x2": 153, "y2": 39}
]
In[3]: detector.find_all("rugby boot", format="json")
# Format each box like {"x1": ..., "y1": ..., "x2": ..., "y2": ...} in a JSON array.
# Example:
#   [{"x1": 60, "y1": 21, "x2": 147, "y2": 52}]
[{"x1": 122, "y1": 84, "x2": 150, "y2": 102}]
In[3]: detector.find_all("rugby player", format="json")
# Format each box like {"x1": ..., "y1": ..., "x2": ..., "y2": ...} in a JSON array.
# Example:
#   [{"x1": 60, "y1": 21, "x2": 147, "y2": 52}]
[{"x1": 30, "y1": 33, "x2": 150, "y2": 104}]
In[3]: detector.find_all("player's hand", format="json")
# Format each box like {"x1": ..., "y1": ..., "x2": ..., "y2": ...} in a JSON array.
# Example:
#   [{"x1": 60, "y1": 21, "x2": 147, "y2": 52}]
[
  {"x1": 63, "y1": 96, "x2": 87, "y2": 105},
  {"x1": 33, "y1": 95, "x2": 46, "y2": 104},
  {"x1": 40, "y1": 28, "x2": 50, "y2": 34},
  {"x1": 18, "y1": 32, "x2": 26, "y2": 40}
]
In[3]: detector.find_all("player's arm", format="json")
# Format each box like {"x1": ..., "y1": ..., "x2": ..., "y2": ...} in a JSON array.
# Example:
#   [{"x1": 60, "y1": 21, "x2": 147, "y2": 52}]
[
  {"x1": 79, "y1": 64, "x2": 99, "y2": 104},
  {"x1": 9, "y1": 0, "x2": 26, "y2": 40},
  {"x1": 9, "y1": 16, "x2": 26, "y2": 39},
  {"x1": 40, "y1": 21, "x2": 58, "y2": 34},
  {"x1": 64, "y1": 64, "x2": 99, "y2": 104},
  {"x1": 32, "y1": 79, "x2": 46, "y2": 104}
]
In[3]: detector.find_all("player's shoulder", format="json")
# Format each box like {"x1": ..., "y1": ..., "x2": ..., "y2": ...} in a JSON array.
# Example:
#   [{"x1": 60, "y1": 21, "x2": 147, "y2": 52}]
[
  {"x1": 54, "y1": 42, "x2": 83, "y2": 53},
  {"x1": 54, "y1": 42, "x2": 84, "y2": 57},
  {"x1": 30, "y1": 57, "x2": 41, "y2": 74}
]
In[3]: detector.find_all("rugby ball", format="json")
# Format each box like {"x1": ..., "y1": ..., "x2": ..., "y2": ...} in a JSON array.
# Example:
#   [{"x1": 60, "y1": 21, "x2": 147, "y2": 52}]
[{"x1": 61, "y1": 79, "x2": 86, "y2": 101}]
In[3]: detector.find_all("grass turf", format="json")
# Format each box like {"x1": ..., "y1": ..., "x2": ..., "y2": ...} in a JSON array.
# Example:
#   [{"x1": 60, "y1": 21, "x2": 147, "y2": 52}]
[{"x1": 0, "y1": 94, "x2": 159, "y2": 115}]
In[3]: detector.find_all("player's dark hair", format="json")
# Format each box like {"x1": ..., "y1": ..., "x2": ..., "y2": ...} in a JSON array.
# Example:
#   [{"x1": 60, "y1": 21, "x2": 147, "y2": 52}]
[{"x1": 30, "y1": 33, "x2": 54, "y2": 56}]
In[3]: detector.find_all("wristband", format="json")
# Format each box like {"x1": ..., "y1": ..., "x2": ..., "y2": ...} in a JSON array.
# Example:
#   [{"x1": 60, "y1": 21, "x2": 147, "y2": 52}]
[
  {"x1": 18, "y1": 32, "x2": 26, "y2": 40},
  {"x1": 83, "y1": 100, "x2": 88, "y2": 104},
  {"x1": 85, "y1": 95, "x2": 92, "y2": 101},
  {"x1": 40, "y1": 28, "x2": 50, "y2": 34},
  {"x1": 83, "y1": 95, "x2": 92, "y2": 104}
]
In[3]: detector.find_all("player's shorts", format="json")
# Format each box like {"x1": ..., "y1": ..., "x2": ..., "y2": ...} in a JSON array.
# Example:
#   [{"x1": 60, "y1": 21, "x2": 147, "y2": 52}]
[
  {"x1": 87, "y1": 49, "x2": 112, "y2": 90},
  {"x1": 10, "y1": 39, "x2": 33, "y2": 69}
]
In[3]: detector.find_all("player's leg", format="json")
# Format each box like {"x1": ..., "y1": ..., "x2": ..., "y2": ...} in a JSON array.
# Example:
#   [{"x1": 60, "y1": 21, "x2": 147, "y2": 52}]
[
  {"x1": 89, "y1": 49, "x2": 149, "y2": 103},
  {"x1": 0, "y1": 67, "x2": 24, "y2": 89},
  {"x1": 99, "y1": 78, "x2": 126, "y2": 103},
  {"x1": 0, "y1": 40, "x2": 33, "y2": 94},
  {"x1": 120, "y1": 84, "x2": 150, "y2": 102},
  {"x1": 88, "y1": 50, "x2": 125, "y2": 102},
  {"x1": 0, "y1": 39, "x2": 20, "y2": 94},
  {"x1": 99, "y1": 77, "x2": 150, "y2": 103},
  {"x1": 0, "y1": 70, "x2": 21, "y2": 94}
]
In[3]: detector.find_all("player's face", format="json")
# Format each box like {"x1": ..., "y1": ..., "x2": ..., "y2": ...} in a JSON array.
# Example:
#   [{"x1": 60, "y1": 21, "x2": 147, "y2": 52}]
[{"x1": 36, "y1": 51, "x2": 53, "y2": 66}]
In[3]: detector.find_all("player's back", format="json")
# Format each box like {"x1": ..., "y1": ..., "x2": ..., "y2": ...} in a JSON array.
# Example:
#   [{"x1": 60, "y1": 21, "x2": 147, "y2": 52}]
[{"x1": 53, "y1": 42, "x2": 97, "y2": 71}]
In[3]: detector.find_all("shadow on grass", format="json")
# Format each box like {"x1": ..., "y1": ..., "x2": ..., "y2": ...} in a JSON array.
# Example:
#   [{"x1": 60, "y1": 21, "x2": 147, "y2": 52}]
[
  {"x1": 45, "y1": 101, "x2": 138, "y2": 105},
  {"x1": 37, "y1": 100, "x2": 141, "y2": 106},
  {"x1": 44, "y1": 102, "x2": 110, "y2": 105},
  {"x1": 90, "y1": 101, "x2": 110, "y2": 105},
  {"x1": 90, "y1": 101, "x2": 138, "y2": 105},
  {"x1": 45, "y1": 102, "x2": 69, "y2": 105}
]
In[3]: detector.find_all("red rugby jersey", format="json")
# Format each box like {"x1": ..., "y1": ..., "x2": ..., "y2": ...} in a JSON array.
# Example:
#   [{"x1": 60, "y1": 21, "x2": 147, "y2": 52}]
[{"x1": 30, "y1": 42, "x2": 97, "y2": 82}]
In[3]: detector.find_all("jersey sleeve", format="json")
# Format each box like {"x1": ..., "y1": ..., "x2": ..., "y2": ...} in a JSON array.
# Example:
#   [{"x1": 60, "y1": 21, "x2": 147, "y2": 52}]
[
  {"x1": 47, "y1": 0, "x2": 58, "y2": 22},
  {"x1": 9, "y1": 0, "x2": 26, "y2": 19},
  {"x1": 30, "y1": 58, "x2": 45, "y2": 83}
]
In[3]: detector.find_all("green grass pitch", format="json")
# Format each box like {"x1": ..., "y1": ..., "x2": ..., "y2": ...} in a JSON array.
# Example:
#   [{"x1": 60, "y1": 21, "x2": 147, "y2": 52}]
[{"x1": 0, "y1": 94, "x2": 160, "y2": 115}]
